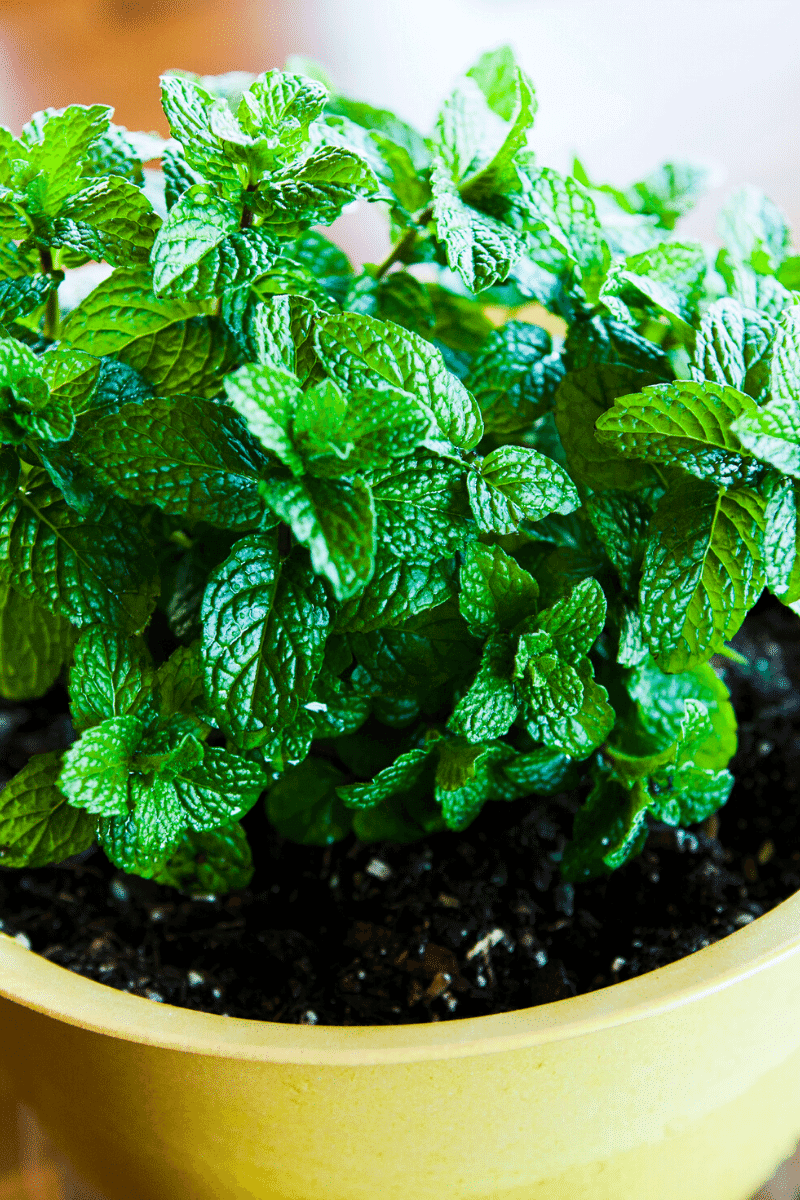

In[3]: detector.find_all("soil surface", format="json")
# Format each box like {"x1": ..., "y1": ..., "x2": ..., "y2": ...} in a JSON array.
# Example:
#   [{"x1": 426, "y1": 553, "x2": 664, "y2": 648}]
[{"x1": 1, "y1": 594, "x2": 799, "y2": 1026}]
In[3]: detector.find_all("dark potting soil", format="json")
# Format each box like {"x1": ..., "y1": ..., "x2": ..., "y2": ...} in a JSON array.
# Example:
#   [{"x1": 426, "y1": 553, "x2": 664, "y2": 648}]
[{"x1": 1, "y1": 594, "x2": 799, "y2": 1026}]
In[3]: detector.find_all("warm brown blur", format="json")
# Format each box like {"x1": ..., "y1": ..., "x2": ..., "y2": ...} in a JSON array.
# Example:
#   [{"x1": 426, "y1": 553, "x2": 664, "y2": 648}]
[{"x1": 0, "y1": 0, "x2": 318, "y2": 135}]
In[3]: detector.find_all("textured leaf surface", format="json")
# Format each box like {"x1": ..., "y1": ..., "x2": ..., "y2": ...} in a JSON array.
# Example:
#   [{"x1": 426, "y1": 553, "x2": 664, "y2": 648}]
[
  {"x1": 458, "y1": 542, "x2": 539, "y2": 637},
  {"x1": 333, "y1": 551, "x2": 454, "y2": 633},
  {"x1": 69, "y1": 626, "x2": 156, "y2": 731},
  {"x1": 468, "y1": 445, "x2": 579, "y2": 534},
  {"x1": 0, "y1": 751, "x2": 95, "y2": 869},
  {"x1": 201, "y1": 534, "x2": 329, "y2": 747},
  {"x1": 370, "y1": 454, "x2": 472, "y2": 564},
  {"x1": 595, "y1": 380, "x2": 762, "y2": 486},
  {"x1": 260, "y1": 473, "x2": 376, "y2": 600},
  {"x1": 77, "y1": 395, "x2": 271, "y2": 528},
  {"x1": 640, "y1": 479, "x2": 766, "y2": 671},
  {"x1": 60, "y1": 265, "x2": 204, "y2": 356},
  {"x1": 691, "y1": 297, "x2": 774, "y2": 402},
  {"x1": 117, "y1": 315, "x2": 241, "y2": 399},
  {"x1": 151, "y1": 182, "x2": 240, "y2": 293},
  {"x1": 0, "y1": 472, "x2": 158, "y2": 633},
  {"x1": 731, "y1": 305, "x2": 800, "y2": 475},
  {"x1": 315, "y1": 309, "x2": 483, "y2": 450}
]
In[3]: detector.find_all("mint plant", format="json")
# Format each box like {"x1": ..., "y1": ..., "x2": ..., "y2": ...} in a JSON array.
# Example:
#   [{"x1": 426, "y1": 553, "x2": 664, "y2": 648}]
[{"x1": 0, "y1": 49, "x2": 796, "y2": 896}]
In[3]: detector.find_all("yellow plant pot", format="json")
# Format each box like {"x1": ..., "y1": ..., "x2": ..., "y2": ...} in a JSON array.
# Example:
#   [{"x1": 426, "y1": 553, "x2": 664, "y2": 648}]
[{"x1": 1, "y1": 892, "x2": 800, "y2": 1200}]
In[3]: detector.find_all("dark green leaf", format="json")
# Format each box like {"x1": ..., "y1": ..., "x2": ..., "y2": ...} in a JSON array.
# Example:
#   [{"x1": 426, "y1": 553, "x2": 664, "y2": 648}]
[{"x1": 267, "y1": 758, "x2": 352, "y2": 845}]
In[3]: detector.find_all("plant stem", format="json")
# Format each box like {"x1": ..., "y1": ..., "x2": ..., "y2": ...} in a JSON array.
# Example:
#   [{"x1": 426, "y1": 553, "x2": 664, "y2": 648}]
[
  {"x1": 374, "y1": 205, "x2": 433, "y2": 279},
  {"x1": 38, "y1": 246, "x2": 60, "y2": 341}
]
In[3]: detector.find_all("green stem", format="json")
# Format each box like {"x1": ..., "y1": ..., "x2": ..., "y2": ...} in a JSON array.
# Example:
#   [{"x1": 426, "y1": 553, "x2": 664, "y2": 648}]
[
  {"x1": 38, "y1": 247, "x2": 60, "y2": 341},
  {"x1": 374, "y1": 205, "x2": 433, "y2": 279}
]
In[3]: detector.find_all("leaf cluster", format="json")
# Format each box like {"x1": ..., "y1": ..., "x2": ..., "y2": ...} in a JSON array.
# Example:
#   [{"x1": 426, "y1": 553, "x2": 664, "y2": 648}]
[{"x1": 2, "y1": 48, "x2": 794, "y2": 895}]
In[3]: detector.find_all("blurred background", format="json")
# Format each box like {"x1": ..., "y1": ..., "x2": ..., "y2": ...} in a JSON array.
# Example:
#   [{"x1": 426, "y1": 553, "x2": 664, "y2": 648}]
[
  {"x1": 0, "y1": 2, "x2": 798, "y2": 1196},
  {"x1": 0, "y1": 0, "x2": 798, "y2": 265}
]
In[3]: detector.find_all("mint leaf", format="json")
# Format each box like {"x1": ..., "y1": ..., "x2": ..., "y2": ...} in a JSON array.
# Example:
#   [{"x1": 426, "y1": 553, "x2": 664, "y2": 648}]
[
  {"x1": 595, "y1": 380, "x2": 763, "y2": 486},
  {"x1": 223, "y1": 361, "x2": 305, "y2": 476},
  {"x1": 761, "y1": 473, "x2": 797, "y2": 594},
  {"x1": 201, "y1": 534, "x2": 329, "y2": 747},
  {"x1": 75, "y1": 395, "x2": 270, "y2": 529},
  {"x1": 466, "y1": 320, "x2": 562, "y2": 435},
  {"x1": 253, "y1": 145, "x2": 377, "y2": 233},
  {"x1": 0, "y1": 583, "x2": 75, "y2": 700},
  {"x1": 730, "y1": 304, "x2": 800, "y2": 475},
  {"x1": 314, "y1": 309, "x2": 483, "y2": 450},
  {"x1": 60, "y1": 714, "x2": 144, "y2": 815},
  {"x1": 159, "y1": 76, "x2": 242, "y2": 193},
  {"x1": 333, "y1": 550, "x2": 455, "y2": 633},
  {"x1": 337, "y1": 746, "x2": 432, "y2": 810},
  {"x1": 38, "y1": 176, "x2": 160, "y2": 266},
  {"x1": 69, "y1": 626, "x2": 156, "y2": 731},
  {"x1": 555, "y1": 365, "x2": 663, "y2": 491},
  {"x1": 0, "y1": 751, "x2": 95, "y2": 869},
  {"x1": 60, "y1": 264, "x2": 205, "y2": 355},
  {"x1": 20, "y1": 104, "x2": 113, "y2": 214},
  {"x1": 719, "y1": 185, "x2": 790, "y2": 274},
  {"x1": 448, "y1": 634, "x2": 519, "y2": 742},
  {"x1": 431, "y1": 152, "x2": 523, "y2": 293},
  {"x1": 434, "y1": 739, "x2": 514, "y2": 831},
  {"x1": 691, "y1": 297, "x2": 774, "y2": 402},
  {"x1": 117, "y1": 315, "x2": 240, "y2": 399},
  {"x1": 468, "y1": 445, "x2": 579, "y2": 534},
  {"x1": 0, "y1": 471, "x2": 159, "y2": 633},
  {"x1": 259, "y1": 473, "x2": 375, "y2": 600},
  {"x1": 151, "y1": 183, "x2": 238, "y2": 290},
  {"x1": 458, "y1": 542, "x2": 539, "y2": 637},
  {"x1": 149, "y1": 823, "x2": 253, "y2": 895},
  {"x1": 267, "y1": 758, "x2": 352, "y2": 845},
  {"x1": 600, "y1": 241, "x2": 706, "y2": 324},
  {"x1": 640, "y1": 478, "x2": 766, "y2": 671},
  {"x1": 370, "y1": 454, "x2": 472, "y2": 564},
  {"x1": 519, "y1": 166, "x2": 607, "y2": 293}
]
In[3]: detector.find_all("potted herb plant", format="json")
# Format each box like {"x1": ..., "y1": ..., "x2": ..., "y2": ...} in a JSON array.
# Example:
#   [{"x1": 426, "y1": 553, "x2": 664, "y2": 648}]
[{"x1": 1, "y1": 48, "x2": 800, "y2": 1200}]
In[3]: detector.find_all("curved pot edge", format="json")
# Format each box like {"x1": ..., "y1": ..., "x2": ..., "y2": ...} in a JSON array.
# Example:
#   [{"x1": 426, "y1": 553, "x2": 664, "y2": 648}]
[{"x1": 1, "y1": 888, "x2": 799, "y2": 1064}]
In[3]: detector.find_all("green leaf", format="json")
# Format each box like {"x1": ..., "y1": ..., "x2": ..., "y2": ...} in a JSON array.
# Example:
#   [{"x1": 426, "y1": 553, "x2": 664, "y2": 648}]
[
  {"x1": 117, "y1": 315, "x2": 241, "y2": 399},
  {"x1": 151, "y1": 182, "x2": 238, "y2": 289},
  {"x1": 149, "y1": 823, "x2": 253, "y2": 894},
  {"x1": 691, "y1": 297, "x2": 774, "y2": 402},
  {"x1": 761, "y1": 473, "x2": 797, "y2": 594},
  {"x1": 20, "y1": 105, "x2": 113, "y2": 214},
  {"x1": 0, "y1": 275, "x2": 55, "y2": 326},
  {"x1": 155, "y1": 643, "x2": 206, "y2": 721},
  {"x1": 561, "y1": 773, "x2": 649, "y2": 881},
  {"x1": 595, "y1": 380, "x2": 763, "y2": 487},
  {"x1": 266, "y1": 757, "x2": 352, "y2": 845},
  {"x1": 259, "y1": 472, "x2": 375, "y2": 600},
  {"x1": 564, "y1": 315, "x2": 673, "y2": 378},
  {"x1": 0, "y1": 751, "x2": 95, "y2": 869},
  {"x1": 448, "y1": 633, "x2": 519, "y2": 742},
  {"x1": 223, "y1": 361, "x2": 305, "y2": 475},
  {"x1": 37, "y1": 176, "x2": 160, "y2": 267},
  {"x1": 434, "y1": 79, "x2": 506, "y2": 184},
  {"x1": 293, "y1": 378, "x2": 431, "y2": 478},
  {"x1": 431, "y1": 152, "x2": 524, "y2": 293},
  {"x1": 640, "y1": 478, "x2": 766, "y2": 671},
  {"x1": 337, "y1": 746, "x2": 432, "y2": 810},
  {"x1": 466, "y1": 45, "x2": 526, "y2": 122},
  {"x1": 75, "y1": 395, "x2": 270, "y2": 529},
  {"x1": 458, "y1": 542, "x2": 539, "y2": 637},
  {"x1": 314, "y1": 308, "x2": 483, "y2": 450},
  {"x1": 620, "y1": 657, "x2": 737, "y2": 767},
  {"x1": 159, "y1": 76, "x2": 242, "y2": 193},
  {"x1": 253, "y1": 146, "x2": 378, "y2": 233},
  {"x1": 522, "y1": 655, "x2": 614, "y2": 760},
  {"x1": 519, "y1": 165, "x2": 607, "y2": 292},
  {"x1": 465, "y1": 320, "x2": 562, "y2": 435},
  {"x1": 730, "y1": 305, "x2": 800, "y2": 476},
  {"x1": 333, "y1": 550, "x2": 455, "y2": 633},
  {"x1": 60, "y1": 714, "x2": 145, "y2": 816},
  {"x1": 625, "y1": 161, "x2": 712, "y2": 230},
  {"x1": 460, "y1": 56, "x2": 537, "y2": 205},
  {"x1": 0, "y1": 471, "x2": 159, "y2": 633},
  {"x1": 434, "y1": 739, "x2": 514, "y2": 831},
  {"x1": 0, "y1": 583, "x2": 75, "y2": 700},
  {"x1": 0, "y1": 339, "x2": 75, "y2": 445},
  {"x1": 554, "y1": 365, "x2": 664, "y2": 491},
  {"x1": 237, "y1": 69, "x2": 327, "y2": 157},
  {"x1": 719, "y1": 185, "x2": 790, "y2": 274},
  {"x1": 536, "y1": 577, "x2": 607, "y2": 661},
  {"x1": 585, "y1": 489, "x2": 656, "y2": 592},
  {"x1": 201, "y1": 534, "x2": 329, "y2": 748},
  {"x1": 468, "y1": 445, "x2": 580, "y2": 534},
  {"x1": 369, "y1": 453, "x2": 472, "y2": 565},
  {"x1": 501, "y1": 746, "x2": 579, "y2": 797},
  {"x1": 69, "y1": 626, "x2": 156, "y2": 731},
  {"x1": 600, "y1": 242, "x2": 706, "y2": 324},
  {"x1": 60, "y1": 264, "x2": 205, "y2": 356}
]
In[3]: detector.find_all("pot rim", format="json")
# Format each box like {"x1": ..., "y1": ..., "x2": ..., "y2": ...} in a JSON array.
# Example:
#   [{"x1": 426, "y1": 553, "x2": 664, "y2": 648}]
[{"x1": 1, "y1": 889, "x2": 798, "y2": 1066}]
